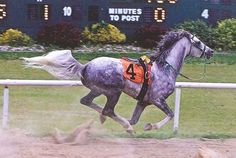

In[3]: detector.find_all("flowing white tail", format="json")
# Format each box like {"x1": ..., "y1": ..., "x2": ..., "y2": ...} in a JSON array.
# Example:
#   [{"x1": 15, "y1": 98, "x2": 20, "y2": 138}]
[{"x1": 22, "y1": 50, "x2": 84, "y2": 79}]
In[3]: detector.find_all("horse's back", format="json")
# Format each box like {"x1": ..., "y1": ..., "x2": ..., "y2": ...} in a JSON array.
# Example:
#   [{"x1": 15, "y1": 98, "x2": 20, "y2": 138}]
[{"x1": 81, "y1": 57, "x2": 125, "y2": 91}]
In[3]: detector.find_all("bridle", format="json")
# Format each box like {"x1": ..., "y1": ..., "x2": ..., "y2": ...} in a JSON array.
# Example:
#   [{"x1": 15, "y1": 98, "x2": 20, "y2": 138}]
[
  {"x1": 189, "y1": 34, "x2": 207, "y2": 59},
  {"x1": 166, "y1": 34, "x2": 208, "y2": 80}
]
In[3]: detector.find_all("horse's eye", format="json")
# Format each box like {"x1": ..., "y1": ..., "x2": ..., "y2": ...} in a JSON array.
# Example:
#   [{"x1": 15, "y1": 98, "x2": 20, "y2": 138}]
[{"x1": 196, "y1": 41, "x2": 201, "y2": 45}]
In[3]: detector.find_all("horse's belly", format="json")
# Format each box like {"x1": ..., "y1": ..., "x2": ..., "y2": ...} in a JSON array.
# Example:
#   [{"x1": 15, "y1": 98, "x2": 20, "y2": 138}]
[{"x1": 122, "y1": 80, "x2": 142, "y2": 99}]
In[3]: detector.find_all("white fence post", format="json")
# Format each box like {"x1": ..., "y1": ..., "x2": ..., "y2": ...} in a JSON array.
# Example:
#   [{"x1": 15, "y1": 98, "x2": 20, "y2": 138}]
[
  {"x1": 173, "y1": 88, "x2": 181, "y2": 134},
  {"x1": 2, "y1": 86, "x2": 9, "y2": 129}
]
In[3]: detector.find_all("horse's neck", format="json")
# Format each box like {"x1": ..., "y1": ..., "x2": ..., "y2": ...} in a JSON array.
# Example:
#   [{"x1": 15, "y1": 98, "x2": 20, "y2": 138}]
[{"x1": 165, "y1": 38, "x2": 190, "y2": 75}]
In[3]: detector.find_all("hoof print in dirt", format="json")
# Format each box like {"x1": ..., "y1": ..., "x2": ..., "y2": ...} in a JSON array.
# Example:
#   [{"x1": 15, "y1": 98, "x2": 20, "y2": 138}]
[
  {"x1": 52, "y1": 120, "x2": 94, "y2": 145},
  {"x1": 196, "y1": 147, "x2": 225, "y2": 158}
]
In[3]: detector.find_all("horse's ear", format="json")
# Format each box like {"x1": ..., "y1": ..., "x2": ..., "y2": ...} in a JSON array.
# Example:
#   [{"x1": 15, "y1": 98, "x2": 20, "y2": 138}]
[{"x1": 182, "y1": 30, "x2": 191, "y2": 39}]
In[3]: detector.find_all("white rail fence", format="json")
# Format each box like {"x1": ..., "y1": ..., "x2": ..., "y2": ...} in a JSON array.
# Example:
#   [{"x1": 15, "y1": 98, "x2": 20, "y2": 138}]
[
  {"x1": 0, "y1": 80, "x2": 83, "y2": 129},
  {"x1": 1, "y1": 80, "x2": 236, "y2": 133}
]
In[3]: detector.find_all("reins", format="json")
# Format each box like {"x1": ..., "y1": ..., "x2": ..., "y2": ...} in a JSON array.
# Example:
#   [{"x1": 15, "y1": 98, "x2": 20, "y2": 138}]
[
  {"x1": 165, "y1": 59, "x2": 207, "y2": 81},
  {"x1": 164, "y1": 61, "x2": 192, "y2": 80},
  {"x1": 178, "y1": 35, "x2": 208, "y2": 81}
]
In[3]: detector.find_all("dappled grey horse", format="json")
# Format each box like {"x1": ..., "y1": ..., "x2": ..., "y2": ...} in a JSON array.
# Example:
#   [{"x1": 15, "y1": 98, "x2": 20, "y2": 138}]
[{"x1": 23, "y1": 30, "x2": 214, "y2": 133}]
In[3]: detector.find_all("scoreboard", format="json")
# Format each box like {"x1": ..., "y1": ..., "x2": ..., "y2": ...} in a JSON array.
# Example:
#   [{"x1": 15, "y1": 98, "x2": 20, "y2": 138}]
[{"x1": 0, "y1": 0, "x2": 235, "y2": 37}]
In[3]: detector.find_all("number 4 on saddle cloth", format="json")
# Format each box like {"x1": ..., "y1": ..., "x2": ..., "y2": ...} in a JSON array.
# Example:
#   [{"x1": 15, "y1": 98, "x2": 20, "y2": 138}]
[{"x1": 121, "y1": 55, "x2": 152, "y2": 101}]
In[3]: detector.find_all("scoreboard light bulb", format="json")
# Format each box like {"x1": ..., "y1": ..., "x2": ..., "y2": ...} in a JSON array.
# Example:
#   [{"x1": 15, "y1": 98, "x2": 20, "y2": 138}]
[
  {"x1": 148, "y1": 0, "x2": 177, "y2": 4},
  {"x1": 168, "y1": 0, "x2": 177, "y2": 4},
  {"x1": 43, "y1": 5, "x2": 49, "y2": 20},
  {"x1": 157, "y1": 0, "x2": 164, "y2": 3},
  {"x1": 0, "y1": 3, "x2": 7, "y2": 20}
]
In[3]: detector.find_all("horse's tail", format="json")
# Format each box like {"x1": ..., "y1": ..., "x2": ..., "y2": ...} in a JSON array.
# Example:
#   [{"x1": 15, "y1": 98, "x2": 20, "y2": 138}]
[{"x1": 21, "y1": 50, "x2": 84, "y2": 79}]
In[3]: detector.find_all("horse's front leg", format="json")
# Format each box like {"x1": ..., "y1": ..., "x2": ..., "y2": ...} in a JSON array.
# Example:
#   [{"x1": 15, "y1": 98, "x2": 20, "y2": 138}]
[
  {"x1": 129, "y1": 101, "x2": 148, "y2": 125},
  {"x1": 144, "y1": 98, "x2": 174, "y2": 130}
]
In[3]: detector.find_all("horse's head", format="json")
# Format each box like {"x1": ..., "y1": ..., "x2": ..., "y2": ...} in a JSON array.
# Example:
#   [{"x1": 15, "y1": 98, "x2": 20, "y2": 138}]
[
  {"x1": 188, "y1": 34, "x2": 214, "y2": 59},
  {"x1": 155, "y1": 30, "x2": 214, "y2": 67}
]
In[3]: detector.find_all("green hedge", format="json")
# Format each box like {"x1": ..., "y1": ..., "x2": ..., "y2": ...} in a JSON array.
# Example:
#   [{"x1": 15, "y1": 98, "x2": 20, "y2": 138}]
[
  {"x1": 175, "y1": 19, "x2": 236, "y2": 51},
  {"x1": 175, "y1": 20, "x2": 216, "y2": 49},
  {"x1": 0, "y1": 29, "x2": 34, "y2": 46},
  {"x1": 81, "y1": 21, "x2": 126, "y2": 44},
  {"x1": 215, "y1": 18, "x2": 236, "y2": 50},
  {"x1": 0, "y1": 19, "x2": 235, "y2": 51}
]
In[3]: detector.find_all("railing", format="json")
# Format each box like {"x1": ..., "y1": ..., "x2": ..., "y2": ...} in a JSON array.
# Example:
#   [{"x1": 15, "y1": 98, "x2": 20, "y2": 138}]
[
  {"x1": 174, "y1": 82, "x2": 236, "y2": 133},
  {"x1": 1, "y1": 80, "x2": 236, "y2": 133},
  {"x1": 0, "y1": 80, "x2": 83, "y2": 129}
]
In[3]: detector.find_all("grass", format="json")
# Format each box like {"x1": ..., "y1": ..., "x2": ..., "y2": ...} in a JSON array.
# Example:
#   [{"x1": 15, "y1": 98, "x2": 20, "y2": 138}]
[{"x1": 1, "y1": 52, "x2": 236, "y2": 139}]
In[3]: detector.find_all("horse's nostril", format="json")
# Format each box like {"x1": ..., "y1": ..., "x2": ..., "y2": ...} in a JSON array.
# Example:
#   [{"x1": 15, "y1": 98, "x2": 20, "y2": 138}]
[
  {"x1": 205, "y1": 50, "x2": 214, "y2": 59},
  {"x1": 208, "y1": 50, "x2": 214, "y2": 56}
]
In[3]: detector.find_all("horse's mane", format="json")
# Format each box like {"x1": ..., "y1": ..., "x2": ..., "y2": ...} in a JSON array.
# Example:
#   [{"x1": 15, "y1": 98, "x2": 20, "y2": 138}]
[{"x1": 151, "y1": 30, "x2": 191, "y2": 66}]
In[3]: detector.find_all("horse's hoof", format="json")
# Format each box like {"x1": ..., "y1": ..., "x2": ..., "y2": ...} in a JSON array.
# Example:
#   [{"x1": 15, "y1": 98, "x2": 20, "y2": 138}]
[
  {"x1": 126, "y1": 129, "x2": 135, "y2": 135},
  {"x1": 144, "y1": 123, "x2": 152, "y2": 131},
  {"x1": 99, "y1": 114, "x2": 106, "y2": 124},
  {"x1": 125, "y1": 125, "x2": 135, "y2": 135},
  {"x1": 128, "y1": 119, "x2": 136, "y2": 126}
]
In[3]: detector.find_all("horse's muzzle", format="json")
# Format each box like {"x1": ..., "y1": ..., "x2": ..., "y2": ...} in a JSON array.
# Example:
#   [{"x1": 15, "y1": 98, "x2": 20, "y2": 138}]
[{"x1": 205, "y1": 49, "x2": 214, "y2": 59}]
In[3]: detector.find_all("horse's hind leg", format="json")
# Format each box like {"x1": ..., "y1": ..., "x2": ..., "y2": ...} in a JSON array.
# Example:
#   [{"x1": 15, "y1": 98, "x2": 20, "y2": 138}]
[
  {"x1": 144, "y1": 98, "x2": 174, "y2": 131},
  {"x1": 80, "y1": 91, "x2": 107, "y2": 123},
  {"x1": 81, "y1": 90, "x2": 134, "y2": 133},
  {"x1": 102, "y1": 92, "x2": 134, "y2": 133}
]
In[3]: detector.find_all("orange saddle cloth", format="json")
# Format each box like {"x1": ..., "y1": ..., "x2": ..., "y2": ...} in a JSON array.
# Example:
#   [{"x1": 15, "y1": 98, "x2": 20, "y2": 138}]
[{"x1": 121, "y1": 58, "x2": 152, "y2": 84}]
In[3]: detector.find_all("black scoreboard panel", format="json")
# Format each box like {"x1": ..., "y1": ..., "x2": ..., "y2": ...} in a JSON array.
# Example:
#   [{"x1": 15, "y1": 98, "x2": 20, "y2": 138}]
[
  {"x1": 0, "y1": 0, "x2": 235, "y2": 37},
  {"x1": 200, "y1": 0, "x2": 236, "y2": 24}
]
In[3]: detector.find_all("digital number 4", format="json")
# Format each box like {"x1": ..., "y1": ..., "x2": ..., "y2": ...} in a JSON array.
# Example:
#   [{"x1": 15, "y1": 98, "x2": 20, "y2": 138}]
[
  {"x1": 126, "y1": 64, "x2": 136, "y2": 80},
  {"x1": 201, "y1": 9, "x2": 209, "y2": 19}
]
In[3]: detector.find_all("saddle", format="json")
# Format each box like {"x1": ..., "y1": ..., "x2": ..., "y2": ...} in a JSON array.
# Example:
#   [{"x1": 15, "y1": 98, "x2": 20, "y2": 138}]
[{"x1": 121, "y1": 55, "x2": 152, "y2": 101}]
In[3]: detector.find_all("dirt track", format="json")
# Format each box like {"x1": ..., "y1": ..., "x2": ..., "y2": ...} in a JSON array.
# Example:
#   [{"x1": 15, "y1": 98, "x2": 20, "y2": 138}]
[{"x1": 0, "y1": 129, "x2": 236, "y2": 158}]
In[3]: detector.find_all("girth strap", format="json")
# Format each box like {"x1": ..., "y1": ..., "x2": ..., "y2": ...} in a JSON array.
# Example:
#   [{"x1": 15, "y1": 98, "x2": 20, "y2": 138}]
[{"x1": 136, "y1": 58, "x2": 150, "y2": 101}]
